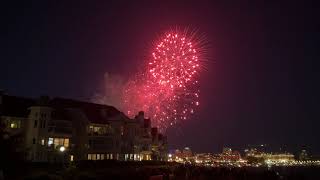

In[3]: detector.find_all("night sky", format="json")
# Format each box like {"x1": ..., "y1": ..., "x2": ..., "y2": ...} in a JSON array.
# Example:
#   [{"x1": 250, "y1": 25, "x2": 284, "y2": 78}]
[{"x1": 1, "y1": 1, "x2": 320, "y2": 154}]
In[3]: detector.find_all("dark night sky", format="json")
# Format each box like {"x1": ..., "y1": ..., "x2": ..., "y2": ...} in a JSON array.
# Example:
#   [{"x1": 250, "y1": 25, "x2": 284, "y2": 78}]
[{"x1": 1, "y1": 1, "x2": 320, "y2": 154}]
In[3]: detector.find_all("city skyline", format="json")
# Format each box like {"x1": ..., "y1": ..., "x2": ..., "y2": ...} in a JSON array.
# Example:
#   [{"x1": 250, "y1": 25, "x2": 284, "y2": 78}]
[{"x1": 1, "y1": 1, "x2": 320, "y2": 154}]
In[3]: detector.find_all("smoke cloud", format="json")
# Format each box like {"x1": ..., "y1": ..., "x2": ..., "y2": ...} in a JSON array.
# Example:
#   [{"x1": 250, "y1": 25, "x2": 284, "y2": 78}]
[{"x1": 91, "y1": 72, "x2": 126, "y2": 111}]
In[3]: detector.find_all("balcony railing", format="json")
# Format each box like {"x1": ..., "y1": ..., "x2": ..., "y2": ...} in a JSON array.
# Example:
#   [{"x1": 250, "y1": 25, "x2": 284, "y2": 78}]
[{"x1": 87, "y1": 131, "x2": 113, "y2": 136}]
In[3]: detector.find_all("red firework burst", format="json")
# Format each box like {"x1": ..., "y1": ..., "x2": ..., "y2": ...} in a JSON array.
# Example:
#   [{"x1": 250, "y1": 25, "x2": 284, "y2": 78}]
[{"x1": 122, "y1": 30, "x2": 204, "y2": 131}]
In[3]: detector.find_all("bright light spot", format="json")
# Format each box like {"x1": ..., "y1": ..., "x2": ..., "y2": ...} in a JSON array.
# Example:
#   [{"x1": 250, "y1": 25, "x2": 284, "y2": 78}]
[{"x1": 59, "y1": 146, "x2": 65, "y2": 152}]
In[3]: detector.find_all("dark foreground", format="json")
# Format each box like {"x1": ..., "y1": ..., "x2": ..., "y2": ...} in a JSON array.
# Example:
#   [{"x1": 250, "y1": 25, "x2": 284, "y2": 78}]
[{"x1": 2, "y1": 161, "x2": 320, "y2": 180}]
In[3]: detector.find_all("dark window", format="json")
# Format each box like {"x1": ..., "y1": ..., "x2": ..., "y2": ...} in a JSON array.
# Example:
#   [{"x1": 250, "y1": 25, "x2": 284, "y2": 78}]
[
  {"x1": 34, "y1": 120, "x2": 38, "y2": 128},
  {"x1": 32, "y1": 138, "x2": 36, "y2": 144},
  {"x1": 43, "y1": 120, "x2": 46, "y2": 128}
]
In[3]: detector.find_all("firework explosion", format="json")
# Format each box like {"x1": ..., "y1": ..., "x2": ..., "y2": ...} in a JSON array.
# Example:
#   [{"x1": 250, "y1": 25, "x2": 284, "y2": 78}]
[{"x1": 122, "y1": 30, "x2": 203, "y2": 130}]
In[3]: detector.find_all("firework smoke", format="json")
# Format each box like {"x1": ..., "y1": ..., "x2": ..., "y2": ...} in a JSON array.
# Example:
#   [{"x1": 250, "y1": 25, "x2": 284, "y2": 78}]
[
  {"x1": 92, "y1": 72, "x2": 125, "y2": 110},
  {"x1": 96, "y1": 29, "x2": 205, "y2": 131}
]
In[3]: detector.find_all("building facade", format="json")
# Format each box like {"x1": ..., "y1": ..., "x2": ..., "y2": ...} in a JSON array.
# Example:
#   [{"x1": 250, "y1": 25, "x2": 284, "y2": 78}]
[{"x1": 0, "y1": 92, "x2": 167, "y2": 162}]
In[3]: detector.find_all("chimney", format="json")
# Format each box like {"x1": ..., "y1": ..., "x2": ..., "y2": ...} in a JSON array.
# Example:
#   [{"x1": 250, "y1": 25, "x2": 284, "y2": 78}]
[
  {"x1": 136, "y1": 111, "x2": 145, "y2": 124},
  {"x1": 138, "y1": 111, "x2": 144, "y2": 117}
]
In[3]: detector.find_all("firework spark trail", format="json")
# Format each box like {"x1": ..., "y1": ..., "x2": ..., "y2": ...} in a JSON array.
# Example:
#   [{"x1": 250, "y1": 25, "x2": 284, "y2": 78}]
[{"x1": 122, "y1": 30, "x2": 204, "y2": 131}]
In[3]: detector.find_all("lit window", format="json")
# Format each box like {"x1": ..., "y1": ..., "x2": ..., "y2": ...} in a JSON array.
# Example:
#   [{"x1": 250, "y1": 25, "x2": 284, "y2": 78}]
[
  {"x1": 97, "y1": 154, "x2": 100, "y2": 160},
  {"x1": 70, "y1": 155, "x2": 74, "y2": 162},
  {"x1": 41, "y1": 139, "x2": 45, "y2": 145},
  {"x1": 88, "y1": 125, "x2": 111, "y2": 135},
  {"x1": 10, "y1": 123, "x2": 15, "y2": 128},
  {"x1": 92, "y1": 154, "x2": 97, "y2": 160},
  {"x1": 94, "y1": 127, "x2": 100, "y2": 133},
  {"x1": 54, "y1": 138, "x2": 59, "y2": 148},
  {"x1": 101, "y1": 154, "x2": 104, "y2": 160},
  {"x1": 48, "y1": 138, "x2": 53, "y2": 145},
  {"x1": 10, "y1": 121, "x2": 20, "y2": 128},
  {"x1": 64, "y1": 139, "x2": 69, "y2": 147},
  {"x1": 88, "y1": 154, "x2": 92, "y2": 160},
  {"x1": 89, "y1": 125, "x2": 94, "y2": 133},
  {"x1": 49, "y1": 138, "x2": 70, "y2": 148},
  {"x1": 59, "y1": 138, "x2": 64, "y2": 146}
]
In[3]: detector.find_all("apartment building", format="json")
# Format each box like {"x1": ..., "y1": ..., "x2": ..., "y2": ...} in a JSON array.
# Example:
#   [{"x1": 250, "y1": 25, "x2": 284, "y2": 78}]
[{"x1": 0, "y1": 92, "x2": 167, "y2": 162}]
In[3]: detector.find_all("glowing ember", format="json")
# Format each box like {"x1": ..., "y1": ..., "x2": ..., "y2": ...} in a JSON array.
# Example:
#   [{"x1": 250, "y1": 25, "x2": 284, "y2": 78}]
[{"x1": 122, "y1": 30, "x2": 203, "y2": 131}]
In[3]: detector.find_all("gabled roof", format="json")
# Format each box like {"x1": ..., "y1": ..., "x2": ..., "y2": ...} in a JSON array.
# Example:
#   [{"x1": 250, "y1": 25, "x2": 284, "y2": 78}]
[
  {"x1": 49, "y1": 98, "x2": 127, "y2": 124},
  {"x1": 0, "y1": 94, "x2": 131, "y2": 124},
  {"x1": 0, "y1": 95, "x2": 36, "y2": 117}
]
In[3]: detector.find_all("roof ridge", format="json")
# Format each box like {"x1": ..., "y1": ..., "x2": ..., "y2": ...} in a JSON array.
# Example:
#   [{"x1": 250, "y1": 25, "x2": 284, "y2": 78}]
[{"x1": 51, "y1": 97, "x2": 113, "y2": 108}]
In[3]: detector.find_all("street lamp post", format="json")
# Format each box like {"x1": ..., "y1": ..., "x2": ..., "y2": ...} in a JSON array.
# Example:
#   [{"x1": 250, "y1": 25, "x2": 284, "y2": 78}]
[{"x1": 59, "y1": 146, "x2": 66, "y2": 167}]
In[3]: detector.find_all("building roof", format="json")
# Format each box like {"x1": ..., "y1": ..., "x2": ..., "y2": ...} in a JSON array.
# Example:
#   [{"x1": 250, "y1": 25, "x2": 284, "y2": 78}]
[
  {"x1": 0, "y1": 94, "x2": 131, "y2": 124},
  {"x1": 51, "y1": 108, "x2": 70, "y2": 121},
  {"x1": 49, "y1": 98, "x2": 128, "y2": 124}
]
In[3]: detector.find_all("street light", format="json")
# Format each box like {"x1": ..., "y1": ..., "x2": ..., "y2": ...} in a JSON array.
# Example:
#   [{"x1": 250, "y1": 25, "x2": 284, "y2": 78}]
[
  {"x1": 58, "y1": 146, "x2": 66, "y2": 167},
  {"x1": 59, "y1": 146, "x2": 65, "y2": 152}
]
